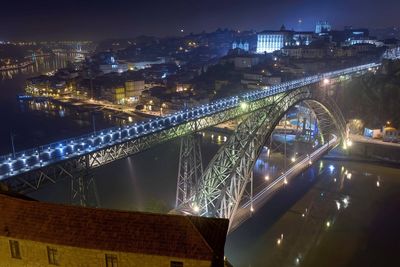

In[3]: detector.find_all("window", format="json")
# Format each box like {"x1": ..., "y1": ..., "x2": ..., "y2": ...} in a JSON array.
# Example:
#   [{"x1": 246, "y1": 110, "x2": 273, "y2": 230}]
[
  {"x1": 171, "y1": 261, "x2": 184, "y2": 267},
  {"x1": 105, "y1": 254, "x2": 118, "y2": 267},
  {"x1": 47, "y1": 246, "x2": 59, "y2": 265},
  {"x1": 9, "y1": 240, "x2": 21, "y2": 259}
]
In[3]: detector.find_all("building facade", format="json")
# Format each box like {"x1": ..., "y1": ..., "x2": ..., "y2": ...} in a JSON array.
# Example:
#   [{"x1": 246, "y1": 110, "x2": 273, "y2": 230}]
[
  {"x1": 0, "y1": 237, "x2": 211, "y2": 267},
  {"x1": 232, "y1": 41, "x2": 250, "y2": 51},
  {"x1": 256, "y1": 26, "x2": 294, "y2": 54},
  {"x1": 315, "y1": 21, "x2": 331, "y2": 34},
  {"x1": 125, "y1": 80, "x2": 145, "y2": 102},
  {"x1": 233, "y1": 56, "x2": 260, "y2": 68}
]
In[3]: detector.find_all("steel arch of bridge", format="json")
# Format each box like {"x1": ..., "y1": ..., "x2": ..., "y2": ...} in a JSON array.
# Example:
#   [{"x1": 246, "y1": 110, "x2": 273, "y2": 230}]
[{"x1": 177, "y1": 86, "x2": 347, "y2": 229}]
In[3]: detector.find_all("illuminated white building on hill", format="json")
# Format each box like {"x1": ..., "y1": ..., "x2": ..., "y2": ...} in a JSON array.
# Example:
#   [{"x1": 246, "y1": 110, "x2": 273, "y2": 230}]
[{"x1": 256, "y1": 25, "x2": 294, "y2": 54}]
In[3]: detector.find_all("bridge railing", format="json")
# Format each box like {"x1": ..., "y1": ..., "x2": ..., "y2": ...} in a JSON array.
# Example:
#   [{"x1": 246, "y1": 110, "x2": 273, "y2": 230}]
[{"x1": 0, "y1": 62, "x2": 381, "y2": 180}]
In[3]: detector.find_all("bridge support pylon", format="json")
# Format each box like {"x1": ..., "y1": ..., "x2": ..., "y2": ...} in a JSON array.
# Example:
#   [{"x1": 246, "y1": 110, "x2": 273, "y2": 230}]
[
  {"x1": 70, "y1": 155, "x2": 99, "y2": 207},
  {"x1": 175, "y1": 133, "x2": 203, "y2": 208}
]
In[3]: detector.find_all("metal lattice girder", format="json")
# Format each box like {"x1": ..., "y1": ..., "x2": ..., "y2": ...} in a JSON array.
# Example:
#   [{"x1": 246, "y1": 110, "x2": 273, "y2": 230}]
[
  {"x1": 179, "y1": 86, "x2": 347, "y2": 228},
  {"x1": 304, "y1": 95, "x2": 348, "y2": 143},
  {"x1": 184, "y1": 88, "x2": 314, "y2": 219},
  {"x1": 8, "y1": 81, "x2": 345, "y2": 200},
  {"x1": 2, "y1": 62, "x2": 380, "y2": 193},
  {"x1": 6, "y1": 86, "x2": 304, "y2": 194},
  {"x1": 70, "y1": 154, "x2": 99, "y2": 207},
  {"x1": 176, "y1": 134, "x2": 203, "y2": 208},
  {"x1": 8, "y1": 154, "x2": 99, "y2": 206},
  {"x1": 6, "y1": 158, "x2": 85, "y2": 194}
]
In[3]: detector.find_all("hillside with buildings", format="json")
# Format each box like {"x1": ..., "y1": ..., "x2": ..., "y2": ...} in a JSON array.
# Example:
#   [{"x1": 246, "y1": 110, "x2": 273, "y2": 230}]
[{"x1": 339, "y1": 60, "x2": 400, "y2": 129}]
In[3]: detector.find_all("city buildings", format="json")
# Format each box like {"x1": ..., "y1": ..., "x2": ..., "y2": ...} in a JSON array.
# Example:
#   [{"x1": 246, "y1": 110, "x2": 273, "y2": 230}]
[
  {"x1": 25, "y1": 68, "x2": 80, "y2": 97},
  {"x1": 293, "y1": 32, "x2": 315, "y2": 45},
  {"x1": 256, "y1": 25, "x2": 294, "y2": 54},
  {"x1": 90, "y1": 52, "x2": 128, "y2": 75},
  {"x1": 232, "y1": 41, "x2": 250, "y2": 51},
  {"x1": 315, "y1": 21, "x2": 332, "y2": 34},
  {"x1": 0, "y1": 192, "x2": 229, "y2": 267},
  {"x1": 125, "y1": 80, "x2": 145, "y2": 102},
  {"x1": 241, "y1": 71, "x2": 281, "y2": 89}
]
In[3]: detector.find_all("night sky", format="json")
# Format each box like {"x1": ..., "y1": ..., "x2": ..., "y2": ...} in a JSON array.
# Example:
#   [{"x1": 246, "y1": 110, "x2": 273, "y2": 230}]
[{"x1": 1, "y1": 0, "x2": 399, "y2": 40}]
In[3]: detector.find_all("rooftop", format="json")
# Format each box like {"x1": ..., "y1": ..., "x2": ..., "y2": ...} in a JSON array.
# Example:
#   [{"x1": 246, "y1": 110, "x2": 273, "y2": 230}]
[{"x1": 0, "y1": 193, "x2": 229, "y2": 262}]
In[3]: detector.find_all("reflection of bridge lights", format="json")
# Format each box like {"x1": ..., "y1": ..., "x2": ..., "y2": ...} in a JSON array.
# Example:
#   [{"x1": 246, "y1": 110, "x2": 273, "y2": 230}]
[
  {"x1": 342, "y1": 196, "x2": 350, "y2": 208},
  {"x1": 336, "y1": 200, "x2": 341, "y2": 210},
  {"x1": 192, "y1": 205, "x2": 200, "y2": 213},
  {"x1": 329, "y1": 165, "x2": 335, "y2": 172},
  {"x1": 346, "y1": 139, "x2": 353, "y2": 147},
  {"x1": 284, "y1": 177, "x2": 288, "y2": 185},
  {"x1": 250, "y1": 206, "x2": 254, "y2": 212},
  {"x1": 376, "y1": 180, "x2": 380, "y2": 187},
  {"x1": 276, "y1": 234, "x2": 284, "y2": 246}
]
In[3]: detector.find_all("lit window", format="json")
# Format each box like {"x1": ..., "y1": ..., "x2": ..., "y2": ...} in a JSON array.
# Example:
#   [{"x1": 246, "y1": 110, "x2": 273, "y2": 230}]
[
  {"x1": 9, "y1": 240, "x2": 21, "y2": 259},
  {"x1": 171, "y1": 261, "x2": 184, "y2": 267},
  {"x1": 47, "y1": 247, "x2": 59, "y2": 265},
  {"x1": 106, "y1": 254, "x2": 118, "y2": 267}
]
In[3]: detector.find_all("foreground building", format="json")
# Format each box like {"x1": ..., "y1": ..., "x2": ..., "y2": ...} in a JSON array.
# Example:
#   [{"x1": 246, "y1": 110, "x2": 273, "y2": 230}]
[{"x1": 0, "y1": 192, "x2": 229, "y2": 266}]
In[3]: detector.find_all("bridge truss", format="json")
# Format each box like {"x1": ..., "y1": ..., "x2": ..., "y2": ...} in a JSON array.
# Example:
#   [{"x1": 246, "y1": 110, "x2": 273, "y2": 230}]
[
  {"x1": 176, "y1": 86, "x2": 347, "y2": 230},
  {"x1": 1, "y1": 62, "x2": 378, "y2": 205}
]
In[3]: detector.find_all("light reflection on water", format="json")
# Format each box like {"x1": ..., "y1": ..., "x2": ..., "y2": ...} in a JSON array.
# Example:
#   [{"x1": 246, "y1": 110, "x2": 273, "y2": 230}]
[
  {"x1": 1, "y1": 53, "x2": 82, "y2": 80},
  {"x1": 225, "y1": 160, "x2": 400, "y2": 267},
  {"x1": 0, "y1": 54, "x2": 114, "y2": 154}
]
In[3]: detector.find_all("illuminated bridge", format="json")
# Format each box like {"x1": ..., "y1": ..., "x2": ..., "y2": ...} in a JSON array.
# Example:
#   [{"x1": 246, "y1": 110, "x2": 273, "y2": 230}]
[{"x1": 0, "y1": 61, "x2": 381, "y2": 228}]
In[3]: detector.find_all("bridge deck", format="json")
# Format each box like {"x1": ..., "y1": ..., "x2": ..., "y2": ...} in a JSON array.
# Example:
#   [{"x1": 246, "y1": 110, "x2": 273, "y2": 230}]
[
  {"x1": 0, "y1": 62, "x2": 380, "y2": 181},
  {"x1": 229, "y1": 135, "x2": 339, "y2": 232}
]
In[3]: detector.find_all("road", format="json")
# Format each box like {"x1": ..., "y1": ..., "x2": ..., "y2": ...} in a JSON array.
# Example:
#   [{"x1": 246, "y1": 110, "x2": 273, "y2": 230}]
[
  {"x1": 230, "y1": 135, "x2": 339, "y2": 232},
  {"x1": 350, "y1": 134, "x2": 400, "y2": 148}
]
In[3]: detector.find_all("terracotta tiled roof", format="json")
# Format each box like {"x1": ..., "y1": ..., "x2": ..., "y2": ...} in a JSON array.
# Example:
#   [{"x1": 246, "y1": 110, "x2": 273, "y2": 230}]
[{"x1": 0, "y1": 194, "x2": 229, "y2": 261}]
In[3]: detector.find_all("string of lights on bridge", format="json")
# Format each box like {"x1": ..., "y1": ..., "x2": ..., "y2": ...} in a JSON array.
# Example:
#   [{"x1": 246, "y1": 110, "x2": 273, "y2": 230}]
[{"x1": 0, "y1": 62, "x2": 380, "y2": 180}]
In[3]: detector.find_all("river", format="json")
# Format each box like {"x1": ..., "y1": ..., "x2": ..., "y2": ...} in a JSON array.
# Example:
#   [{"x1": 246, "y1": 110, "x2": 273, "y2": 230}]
[{"x1": 1, "y1": 55, "x2": 400, "y2": 267}]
